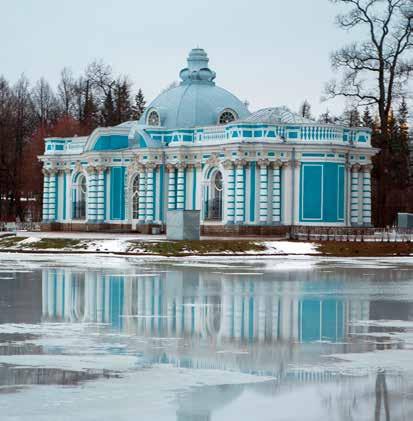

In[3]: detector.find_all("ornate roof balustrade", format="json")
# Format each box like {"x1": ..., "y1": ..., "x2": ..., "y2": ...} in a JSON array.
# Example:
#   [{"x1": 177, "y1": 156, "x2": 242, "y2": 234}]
[{"x1": 44, "y1": 137, "x2": 87, "y2": 155}]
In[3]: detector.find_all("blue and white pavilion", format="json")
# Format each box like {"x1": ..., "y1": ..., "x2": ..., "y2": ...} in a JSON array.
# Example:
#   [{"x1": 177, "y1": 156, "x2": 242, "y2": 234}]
[{"x1": 39, "y1": 48, "x2": 377, "y2": 233}]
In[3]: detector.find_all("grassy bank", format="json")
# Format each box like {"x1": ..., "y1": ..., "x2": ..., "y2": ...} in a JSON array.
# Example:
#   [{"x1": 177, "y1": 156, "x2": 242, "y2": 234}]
[
  {"x1": 318, "y1": 241, "x2": 413, "y2": 257},
  {"x1": 0, "y1": 234, "x2": 412, "y2": 257}
]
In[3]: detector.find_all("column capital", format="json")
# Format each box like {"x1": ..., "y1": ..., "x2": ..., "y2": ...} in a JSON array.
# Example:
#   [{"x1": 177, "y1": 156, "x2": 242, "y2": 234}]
[
  {"x1": 64, "y1": 167, "x2": 71, "y2": 175},
  {"x1": 176, "y1": 161, "x2": 187, "y2": 170},
  {"x1": 86, "y1": 166, "x2": 97, "y2": 175},
  {"x1": 49, "y1": 168, "x2": 58, "y2": 176},
  {"x1": 351, "y1": 163, "x2": 361, "y2": 173},
  {"x1": 257, "y1": 158, "x2": 270, "y2": 168},
  {"x1": 42, "y1": 168, "x2": 50, "y2": 176},
  {"x1": 234, "y1": 159, "x2": 247, "y2": 169},
  {"x1": 222, "y1": 159, "x2": 234, "y2": 170},
  {"x1": 146, "y1": 162, "x2": 157, "y2": 171},
  {"x1": 361, "y1": 164, "x2": 373, "y2": 173},
  {"x1": 272, "y1": 159, "x2": 283, "y2": 169},
  {"x1": 166, "y1": 163, "x2": 176, "y2": 172}
]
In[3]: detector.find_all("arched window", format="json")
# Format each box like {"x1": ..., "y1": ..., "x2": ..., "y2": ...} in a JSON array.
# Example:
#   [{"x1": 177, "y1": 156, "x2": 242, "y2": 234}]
[
  {"x1": 132, "y1": 175, "x2": 140, "y2": 219},
  {"x1": 147, "y1": 110, "x2": 160, "y2": 126},
  {"x1": 72, "y1": 174, "x2": 87, "y2": 220},
  {"x1": 205, "y1": 170, "x2": 223, "y2": 221},
  {"x1": 218, "y1": 109, "x2": 237, "y2": 125}
]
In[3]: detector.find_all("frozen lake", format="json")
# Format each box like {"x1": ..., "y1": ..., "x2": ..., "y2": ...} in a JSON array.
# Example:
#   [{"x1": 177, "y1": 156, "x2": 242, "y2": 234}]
[{"x1": 1, "y1": 254, "x2": 413, "y2": 420}]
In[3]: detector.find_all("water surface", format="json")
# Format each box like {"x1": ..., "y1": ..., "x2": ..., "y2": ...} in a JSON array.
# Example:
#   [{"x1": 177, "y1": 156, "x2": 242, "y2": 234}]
[{"x1": 0, "y1": 254, "x2": 413, "y2": 420}]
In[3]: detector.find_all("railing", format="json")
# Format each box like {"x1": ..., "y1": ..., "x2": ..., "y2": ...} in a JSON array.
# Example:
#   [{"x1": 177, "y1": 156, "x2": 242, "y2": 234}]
[
  {"x1": 0, "y1": 222, "x2": 41, "y2": 232},
  {"x1": 290, "y1": 226, "x2": 413, "y2": 242},
  {"x1": 197, "y1": 127, "x2": 227, "y2": 142}
]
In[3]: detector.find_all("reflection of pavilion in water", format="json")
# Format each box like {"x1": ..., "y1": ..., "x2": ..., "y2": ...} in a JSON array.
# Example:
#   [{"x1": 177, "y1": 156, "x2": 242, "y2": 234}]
[
  {"x1": 42, "y1": 268, "x2": 370, "y2": 346},
  {"x1": 41, "y1": 268, "x2": 375, "y2": 420}
]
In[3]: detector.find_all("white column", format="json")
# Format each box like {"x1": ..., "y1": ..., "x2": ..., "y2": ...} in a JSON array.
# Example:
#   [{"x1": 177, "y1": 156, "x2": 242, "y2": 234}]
[
  {"x1": 145, "y1": 164, "x2": 155, "y2": 222},
  {"x1": 351, "y1": 164, "x2": 361, "y2": 225},
  {"x1": 138, "y1": 165, "x2": 147, "y2": 223},
  {"x1": 235, "y1": 160, "x2": 245, "y2": 223},
  {"x1": 258, "y1": 159, "x2": 269, "y2": 224},
  {"x1": 167, "y1": 164, "x2": 176, "y2": 211},
  {"x1": 176, "y1": 162, "x2": 186, "y2": 210},
  {"x1": 223, "y1": 160, "x2": 235, "y2": 224},
  {"x1": 345, "y1": 162, "x2": 352, "y2": 226},
  {"x1": 42, "y1": 169, "x2": 50, "y2": 222},
  {"x1": 96, "y1": 166, "x2": 106, "y2": 222},
  {"x1": 272, "y1": 160, "x2": 282, "y2": 224},
  {"x1": 87, "y1": 166, "x2": 97, "y2": 222},
  {"x1": 48, "y1": 170, "x2": 57, "y2": 222},
  {"x1": 362, "y1": 164, "x2": 372, "y2": 226},
  {"x1": 282, "y1": 161, "x2": 293, "y2": 225},
  {"x1": 292, "y1": 159, "x2": 300, "y2": 225}
]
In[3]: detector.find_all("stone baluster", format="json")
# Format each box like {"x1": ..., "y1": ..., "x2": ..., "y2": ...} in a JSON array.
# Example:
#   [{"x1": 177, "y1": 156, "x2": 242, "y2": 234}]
[
  {"x1": 138, "y1": 164, "x2": 147, "y2": 223},
  {"x1": 176, "y1": 162, "x2": 186, "y2": 210},
  {"x1": 48, "y1": 169, "x2": 57, "y2": 222},
  {"x1": 362, "y1": 164, "x2": 373, "y2": 226},
  {"x1": 272, "y1": 160, "x2": 282, "y2": 224},
  {"x1": 258, "y1": 159, "x2": 269, "y2": 224},
  {"x1": 86, "y1": 166, "x2": 97, "y2": 222},
  {"x1": 42, "y1": 169, "x2": 50, "y2": 222},
  {"x1": 235, "y1": 160, "x2": 246, "y2": 223},
  {"x1": 223, "y1": 160, "x2": 235, "y2": 224},
  {"x1": 350, "y1": 164, "x2": 361, "y2": 225},
  {"x1": 145, "y1": 163, "x2": 156, "y2": 223}
]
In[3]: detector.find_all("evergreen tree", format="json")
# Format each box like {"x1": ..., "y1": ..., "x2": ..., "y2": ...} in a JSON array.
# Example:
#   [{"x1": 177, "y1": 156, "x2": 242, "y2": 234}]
[
  {"x1": 132, "y1": 89, "x2": 146, "y2": 120},
  {"x1": 113, "y1": 78, "x2": 133, "y2": 124},
  {"x1": 362, "y1": 107, "x2": 374, "y2": 128},
  {"x1": 101, "y1": 88, "x2": 115, "y2": 126},
  {"x1": 342, "y1": 107, "x2": 361, "y2": 127}
]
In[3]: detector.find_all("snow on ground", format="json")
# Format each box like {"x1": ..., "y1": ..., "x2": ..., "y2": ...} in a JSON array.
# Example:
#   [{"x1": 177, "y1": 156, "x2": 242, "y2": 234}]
[
  {"x1": 1, "y1": 231, "x2": 322, "y2": 256},
  {"x1": 262, "y1": 241, "x2": 320, "y2": 255}
]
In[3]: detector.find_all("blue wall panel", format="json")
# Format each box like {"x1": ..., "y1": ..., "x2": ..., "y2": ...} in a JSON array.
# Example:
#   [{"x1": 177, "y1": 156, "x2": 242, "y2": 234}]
[
  {"x1": 301, "y1": 165, "x2": 323, "y2": 220},
  {"x1": 110, "y1": 167, "x2": 125, "y2": 220},
  {"x1": 300, "y1": 163, "x2": 345, "y2": 223}
]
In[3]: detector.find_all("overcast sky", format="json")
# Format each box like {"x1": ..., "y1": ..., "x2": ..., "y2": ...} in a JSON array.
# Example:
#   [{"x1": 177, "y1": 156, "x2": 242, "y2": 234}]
[{"x1": 1, "y1": 0, "x2": 359, "y2": 117}]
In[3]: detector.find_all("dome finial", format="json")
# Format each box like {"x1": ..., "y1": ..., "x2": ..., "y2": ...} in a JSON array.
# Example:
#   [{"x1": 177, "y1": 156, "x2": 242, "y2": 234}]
[{"x1": 179, "y1": 48, "x2": 216, "y2": 85}]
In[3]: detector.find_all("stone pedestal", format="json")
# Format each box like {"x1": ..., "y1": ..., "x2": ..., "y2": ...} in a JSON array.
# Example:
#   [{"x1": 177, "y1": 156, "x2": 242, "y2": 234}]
[{"x1": 167, "y1": 210, "x2": 200, "y2": 240}]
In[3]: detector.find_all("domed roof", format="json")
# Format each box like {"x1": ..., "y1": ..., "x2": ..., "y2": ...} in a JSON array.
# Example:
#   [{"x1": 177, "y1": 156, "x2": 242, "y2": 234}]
[
  {"x1": 139, "y1": 48, "x2": 250, "y2": 129},
  {"x1": 242, "y1": 107, "x2": 314, "y2": 125}
]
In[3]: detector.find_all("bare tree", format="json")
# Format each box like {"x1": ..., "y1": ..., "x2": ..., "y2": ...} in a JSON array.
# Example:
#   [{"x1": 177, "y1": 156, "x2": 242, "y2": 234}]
[
  {"x1": 58, "y1": 67, "x2": 75, "y2": 116},
  {"x1": 326, "y1": 0, "x2": 413, "y2": 134},
  {"x1": 32, "y1": 77, "x2": 60, "y2": 128}
]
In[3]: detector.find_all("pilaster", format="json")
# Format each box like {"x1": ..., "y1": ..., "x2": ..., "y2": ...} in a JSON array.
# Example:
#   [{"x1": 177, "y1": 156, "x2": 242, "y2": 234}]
[
  {"x1": 271, "y1": 160, "x2": 282, "y2": 224},
  {"x1": 167, "y1": 164, "x2": 176, "y2": 211},
  {"x1": 235, "y1": 159, "x2": 246, "y2": 223},
  {"x1": 258, "y1": 159, "x2": 269, "y2": 224},
  {"x1": 42, "y1": 169, "x2": 50, "y2": 222},
  {"x1": 176, "y1": 162, "x2": 186, "y2": 210},
  {"x1": 362, "y1": 164, "x2": 373, "y2": 226},
  {"x1": 223, "y1": 160, "x2": 235, "y2": 224},
  {"x1": 351, "y1": 164, "x2": 361, "y2": 225},
  {"x1": 86, "y1": 166, "x2": 97, "y2": 222}
]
